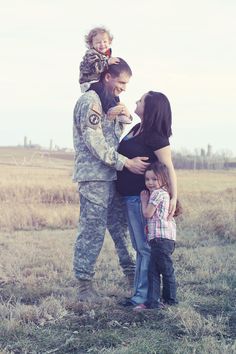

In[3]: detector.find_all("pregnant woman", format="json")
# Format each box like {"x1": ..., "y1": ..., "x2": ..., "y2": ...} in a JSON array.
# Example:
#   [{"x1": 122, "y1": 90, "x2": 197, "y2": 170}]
[{"x1": 116, "y1": 91, "x2": 177, "y2": 306}]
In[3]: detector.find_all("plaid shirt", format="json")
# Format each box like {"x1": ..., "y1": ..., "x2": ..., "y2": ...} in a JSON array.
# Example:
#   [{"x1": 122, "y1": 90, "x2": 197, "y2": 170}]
[{"x1": 145, "y1": 188, "x2": 176, "y2": 241}]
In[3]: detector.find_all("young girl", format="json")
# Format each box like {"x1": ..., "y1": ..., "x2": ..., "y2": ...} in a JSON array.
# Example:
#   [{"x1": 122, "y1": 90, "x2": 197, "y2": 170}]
[
  {"x1": 79, "y1": 26, "x2": 132, "y2": 124},
  {"x1": 134, "y1": 162, "x2": 182, "y2": 310}
]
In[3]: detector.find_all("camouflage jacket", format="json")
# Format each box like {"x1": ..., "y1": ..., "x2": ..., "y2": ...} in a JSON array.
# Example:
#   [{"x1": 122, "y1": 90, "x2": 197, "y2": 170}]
[
  {"x1": 79, "y1": 49, "x2": 109, "y2": 84},
  {"x1": 73, "y1": 90, "x2": 127, "y2": 182}
]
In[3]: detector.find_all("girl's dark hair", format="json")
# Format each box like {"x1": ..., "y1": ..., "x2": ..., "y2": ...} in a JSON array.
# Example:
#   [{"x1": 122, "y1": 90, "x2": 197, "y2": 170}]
[
  {"x1": 145, "y1": 162, "x2": 182, "y2": 217},
  {"x1": 142, "y1": 91, "x2": 172, "y2": 138}
]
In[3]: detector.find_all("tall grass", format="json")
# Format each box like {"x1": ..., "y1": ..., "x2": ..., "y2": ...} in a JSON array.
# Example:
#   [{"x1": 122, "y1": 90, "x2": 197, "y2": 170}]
[
  {"x1": 0, "y1": 164, "x2": 235, "y2": 241},
  {"x1": 177, "y1": 170, "x2": 236, "y2": 241},
  {"x1": 0, "y1": 165, "x2": 79, "y2": 231}
]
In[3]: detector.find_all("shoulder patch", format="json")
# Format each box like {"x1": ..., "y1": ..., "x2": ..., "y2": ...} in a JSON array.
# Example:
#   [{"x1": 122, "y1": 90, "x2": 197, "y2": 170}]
[
  {"x1": 91, "y1": 103, "x2": 102, "y2": 116},
  {"x1": 89, "y1": 114, "x2": 100, "y2": 126}
]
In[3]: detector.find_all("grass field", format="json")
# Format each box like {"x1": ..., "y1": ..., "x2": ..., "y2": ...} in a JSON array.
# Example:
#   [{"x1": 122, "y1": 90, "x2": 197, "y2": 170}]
[{"x1": 0, "y1": 147, "x2": 235, "y2": 353}]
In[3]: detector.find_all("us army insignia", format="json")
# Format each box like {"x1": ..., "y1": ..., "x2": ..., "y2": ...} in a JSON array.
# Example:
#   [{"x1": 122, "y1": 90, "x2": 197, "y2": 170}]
[{"x1": 89, "y1": 114, "x2": 100, "y2": 126}]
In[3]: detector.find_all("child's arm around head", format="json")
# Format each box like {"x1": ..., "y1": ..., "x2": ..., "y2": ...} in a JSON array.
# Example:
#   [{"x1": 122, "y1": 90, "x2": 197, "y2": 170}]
[{"x1": 108, "y1": 57, "x2": 120, "y2": 65}]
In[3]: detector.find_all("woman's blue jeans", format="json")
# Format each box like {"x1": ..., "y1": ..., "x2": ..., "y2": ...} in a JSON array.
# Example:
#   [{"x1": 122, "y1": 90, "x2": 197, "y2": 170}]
[{"x1": 124, "y1": 196, "x2": 151, "y2": 304}]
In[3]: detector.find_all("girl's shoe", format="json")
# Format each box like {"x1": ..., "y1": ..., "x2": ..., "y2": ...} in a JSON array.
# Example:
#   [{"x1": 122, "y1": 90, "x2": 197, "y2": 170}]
[{"x1": 133, "y1": 303, "x2": 147, "y2": 311}]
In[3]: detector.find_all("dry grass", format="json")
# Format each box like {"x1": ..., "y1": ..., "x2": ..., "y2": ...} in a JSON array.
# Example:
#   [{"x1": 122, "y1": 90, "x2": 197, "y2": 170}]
[
  {"x1": 177, "y1": 170, "x2": 236, "y2": 241},
  {"x1": 0, "y1": 230, "x2": 235, "y2": 353},
  {"x1": 0, "y1": 148, "x2": 235, "y2": 241},
  {"x1": 0, "y1": 152, "x2": 79, "y2": 230},
  {"x1": 0, "y1": 147, "x2": 235, "y2": 353}
]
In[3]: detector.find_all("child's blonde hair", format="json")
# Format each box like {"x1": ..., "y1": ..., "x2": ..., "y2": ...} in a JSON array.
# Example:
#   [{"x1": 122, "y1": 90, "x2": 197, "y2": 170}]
[{"x1": 85, "y1": 26, "x2": 113, "y2": 49}]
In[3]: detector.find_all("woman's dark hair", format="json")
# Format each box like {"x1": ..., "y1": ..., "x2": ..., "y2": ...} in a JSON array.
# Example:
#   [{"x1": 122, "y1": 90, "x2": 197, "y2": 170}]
[
  {"x1": 142, "y1": 91, "x2": 172, "y2": 138},
  {"x1": 145, "y1": 162, "x2": 182, "y2": 217}
]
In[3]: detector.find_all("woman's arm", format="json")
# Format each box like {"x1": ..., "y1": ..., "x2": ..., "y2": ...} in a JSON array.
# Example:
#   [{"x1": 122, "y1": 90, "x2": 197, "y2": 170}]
[{"x1": 154, "y1": 145, "x2": 177, "y2": 217}]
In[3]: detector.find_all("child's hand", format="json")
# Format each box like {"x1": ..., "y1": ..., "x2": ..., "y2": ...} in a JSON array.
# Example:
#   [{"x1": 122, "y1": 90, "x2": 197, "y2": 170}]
[
  {"x1": 107, "y1": 106, "x2": 123, "y2": 121},
  {"x1": 107, "y1": 104, "x2": 129, "y2": 121},
  {"x1": 108, "y1": 57, "x2": 120, "y2": 65},
  {"x1": 117, "y1": 115, "x2": 132, "y2": 124},
  {"x1": 118, "y1": 103, "x2": 130, "y2": 118},
  {"x1": 140, "y1": 190, "x2": 149, "y2": 203}
]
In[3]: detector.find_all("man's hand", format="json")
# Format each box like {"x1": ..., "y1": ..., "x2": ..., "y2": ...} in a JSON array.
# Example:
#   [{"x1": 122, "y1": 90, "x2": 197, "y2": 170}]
[
  {"x1": 108, "y1": 57, "x2": 120, "y2": 65},
  {"x1": 125, "y1": 157, "x2": 150, "y2": 174}
]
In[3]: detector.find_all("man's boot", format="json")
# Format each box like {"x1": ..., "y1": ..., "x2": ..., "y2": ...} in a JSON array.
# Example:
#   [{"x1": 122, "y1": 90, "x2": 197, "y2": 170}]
[
  {"x1": 126, "y1": 273, "x2": 134, "y2": 289},
  {"x1": 77, "y1": 279, "x2": 102, "y2": 303}
]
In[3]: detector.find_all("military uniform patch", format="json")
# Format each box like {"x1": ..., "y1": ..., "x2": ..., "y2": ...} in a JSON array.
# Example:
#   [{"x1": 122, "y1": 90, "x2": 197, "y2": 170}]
[{"x1": 89, "y1": 114, "x2": 100, "y2": 126}]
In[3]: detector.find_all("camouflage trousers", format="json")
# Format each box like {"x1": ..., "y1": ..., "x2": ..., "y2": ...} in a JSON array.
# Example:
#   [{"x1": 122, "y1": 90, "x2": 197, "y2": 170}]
[{"x1": 73, "y1": 181, "x2": 135, "y2": 281}]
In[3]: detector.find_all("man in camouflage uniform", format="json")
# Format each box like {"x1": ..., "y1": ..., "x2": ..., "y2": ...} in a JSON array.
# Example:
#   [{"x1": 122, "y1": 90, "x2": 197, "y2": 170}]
[{"x1": 73, "y1": 58, "x2": 149, "y2": 302}]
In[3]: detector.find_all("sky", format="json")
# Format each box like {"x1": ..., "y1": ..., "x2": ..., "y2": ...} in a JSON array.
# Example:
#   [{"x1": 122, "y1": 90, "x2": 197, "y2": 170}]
[{"x1": 1, "y1": 0, "x2": 236, "y2": 155}]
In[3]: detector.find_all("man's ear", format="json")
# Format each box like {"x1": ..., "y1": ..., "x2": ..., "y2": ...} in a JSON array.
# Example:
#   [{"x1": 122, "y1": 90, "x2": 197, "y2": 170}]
[{"x1": 104, "y1": 73, "x2": 112, "y2": 82}]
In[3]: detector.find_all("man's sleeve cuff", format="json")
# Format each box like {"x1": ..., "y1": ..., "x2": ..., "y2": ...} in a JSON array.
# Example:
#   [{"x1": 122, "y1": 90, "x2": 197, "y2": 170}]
[{"x1": 115, "y1": 155, "x2": 128, "y2": 171}]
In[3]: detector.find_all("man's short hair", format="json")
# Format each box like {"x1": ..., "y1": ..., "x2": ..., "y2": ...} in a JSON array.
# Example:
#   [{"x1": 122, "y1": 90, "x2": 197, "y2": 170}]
[{"x1": 101, "y1": 58, "x2": 132, "y2": 80}]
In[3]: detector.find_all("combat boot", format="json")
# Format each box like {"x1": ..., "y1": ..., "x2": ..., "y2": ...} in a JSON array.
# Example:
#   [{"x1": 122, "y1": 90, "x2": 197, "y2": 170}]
[
  {"x1": 126, "y1": 273, "x2": 134, "y2": 289},
  {"x1": 77, "y1": 279, "x2": 102, "y2": 303}
]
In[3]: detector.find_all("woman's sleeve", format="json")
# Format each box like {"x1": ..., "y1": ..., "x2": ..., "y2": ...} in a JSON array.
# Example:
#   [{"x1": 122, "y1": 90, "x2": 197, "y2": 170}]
[{"x1": 146, "y1": 133, "x2": 170, "y2": 151}]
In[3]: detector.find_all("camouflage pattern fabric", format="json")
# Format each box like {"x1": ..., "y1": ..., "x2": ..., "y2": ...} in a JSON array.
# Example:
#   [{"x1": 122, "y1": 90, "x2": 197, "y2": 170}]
[
  {"x1": 73, "y1": 181, "x2": 135, "y2": 280},
  {"x1": 73, "y1": 90, "x2": 134, "y2": 280},
  {"x1": 73, "y1": 90, "x2": 127, "y2": 185},
  {"x1": 79, "y1": 48, "x2": 109, "y2": 84}
]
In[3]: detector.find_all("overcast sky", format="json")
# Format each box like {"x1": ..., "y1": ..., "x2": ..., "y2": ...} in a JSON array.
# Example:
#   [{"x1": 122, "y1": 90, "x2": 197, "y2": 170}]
[{"x1": 1, "y1": 0, "x2": 236, "y2": 155}]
